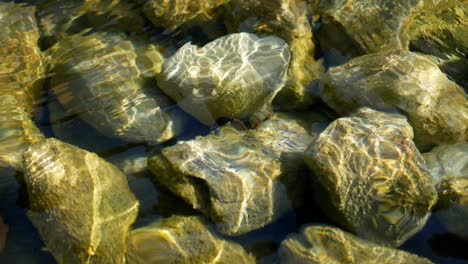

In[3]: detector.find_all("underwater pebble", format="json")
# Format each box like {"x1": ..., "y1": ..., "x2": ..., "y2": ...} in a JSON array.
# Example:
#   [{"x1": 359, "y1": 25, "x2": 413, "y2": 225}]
[
  {"x1": 148, "y1": 113, "x2": 321, "y2": 235},
  {"x1": 423, "y1": 143, "x2": 468, "y2": 239},
  {"x1": 304, "y1": 107, "x2": 437, "y2": 247},
  {"x1": 23, "y1": 138, "x2": 139, "y2": 264},
  {"x1": 126, "y1": 215, "x2": 255, "y2": 264},
  {"x1": 322, "y1": 49, "x2": 468, "y2": 151},
  {"x1": 279, "y1": 225, "x2": 433, "y2": 264},
  {"x1": 157, "y1": 32, "x2": 290, "y2": 125}
]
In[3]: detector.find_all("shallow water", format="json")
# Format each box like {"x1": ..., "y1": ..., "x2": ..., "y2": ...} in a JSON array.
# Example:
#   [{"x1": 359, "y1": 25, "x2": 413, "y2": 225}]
[{"x1": 0, "y1": 0, "x2": 467, "y2": 263}]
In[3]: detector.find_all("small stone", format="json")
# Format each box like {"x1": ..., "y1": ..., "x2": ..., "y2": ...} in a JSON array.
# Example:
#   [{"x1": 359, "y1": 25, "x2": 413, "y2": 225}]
[
  {"x1": 279, "y1": 225, "x2": 433, "y2": 264},
  {"x1": 148, "y1": 113, "x2": 322, "y2": 235},
  {"x1": 126, "y1": 215, "x2": 255, "y2": 264},
  {"x1": 23, "y1": 138, "x2": 139, "y2": 264},
  {"x1": 157, "y1": 32, "x2": 290, "y2": 125},
  {"x1": 423, "y1": 143, "x2": 468, "y2": 239},
  {"x1": 321, "y1": 49, "x2": 468, "y2": 150},
  {"x1": 304, "y1": 108, "x2": 437, "y2": 246},
  {"x1": 49, "y1": 32, "x2": 177, "y2": 144}
]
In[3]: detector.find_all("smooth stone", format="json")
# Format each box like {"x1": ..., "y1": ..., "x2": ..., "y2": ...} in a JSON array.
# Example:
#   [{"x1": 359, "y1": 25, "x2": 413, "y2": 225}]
[
  {"x1": 126, "y1": 215, "x2": 255, "y2": 264},
  {"x1": 49, "y1": 32, "x2": 178, "y2": 144},
  {"x1": 304, "y1": 107, "x2": 437, "y2": 246},
  {"x1": 23, "y1": 138, "x2": 139, "y2": 264},
  {"x1": 157, "y1": 32, "x2": 290, "y2": 125},
  {"x1": 148, "y1": 113, "x2": 325, "y2": 235},
  {"x1": 0, "y1": 2, "x2": 45, "y2": 171},
  {"x1": 423, "y1": 143, "x2": 468, "y2": 239},
  {"x1": 321, "y1": 49, "x2": 468, "y2": 150},
  {"x1": 279, "y1": 225, "x2": 433, "y2": 264}
]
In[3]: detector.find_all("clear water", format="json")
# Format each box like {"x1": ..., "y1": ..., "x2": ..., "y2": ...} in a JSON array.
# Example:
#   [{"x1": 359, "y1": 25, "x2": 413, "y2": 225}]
[{"x1": 0, "y1": 1, "x2": 467, "y2": 263}]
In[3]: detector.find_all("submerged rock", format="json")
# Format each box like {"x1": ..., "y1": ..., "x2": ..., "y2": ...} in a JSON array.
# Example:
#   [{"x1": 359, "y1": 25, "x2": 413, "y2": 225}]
[
  {"x1": 148, "y1": 113, "x2": 322, "y2": 235},
  {"x1": 321, "y1": 49, "x2": 468, "y2": 150},
  {"x1": 126, "y1": 215, "x2": 255, "y2": 264},
  {"x1": 226, "y1": 0, "x2": 323, "y2": 109},
  {"x1": 33, "y1": 0, "x2": 144, "y2": 45},
  {"x1": 157, "y1": 32, "x2": 290, "y2": 125},
  {"x1": 0, "y1": 2, "x2": 45, "y2": 170},
  {"x1": 49, "y1": 32, "x2": 178, "y2": 144},
  {"x1": 423, "y1": 143, "x2": 468, "y2": 239},
  {"x1": 143, "y1": 0, "x2": 230, "y2": 32},
  {"x1": 23, "y1": 138, "x2": 139, "y2": 264},
  {"x1": 304, "y1": 108, "x2": 437, "y2": 246},
  {"x1": 310, "y1": 0, "x2": 463, "y2": 58},
  {"x1": 279, "y1": 225, "x2": 433, "y2": 264}
]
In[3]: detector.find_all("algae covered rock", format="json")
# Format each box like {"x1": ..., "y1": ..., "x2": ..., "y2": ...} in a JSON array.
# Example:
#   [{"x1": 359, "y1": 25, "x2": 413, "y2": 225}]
[
  {"x1": 148, "y1": 113, "x2": 320, "y2": 235},
  {"x1": 23, "y1": 138, "x2": 139, "y2": 264},
  {"x1": 157, "y1": 32, "x2": 290, "y2": 125},
  {"x1": 279, "y1": 225, "x2": 433, "y2": 264},
  {"x1": 143, "y1": 0, "x2": 230, "y2": 32},
  {"x1": 0, "y1": 2, "x2": 45, "y2": 170},
  {"x1": 321, "y1": 49, "x2": 468, "y2": 150},
  {"x1": 50, "y1": 32, "x2": 178, "y2": 144},
  {"x1": 126, "y1": 215, "x2": 255, "y2": 264},
  {"x1": 423, "y1": 143, "x2": 468, "y2": 239},
  {"x1": 304, "y1": 108, "x2": 437, "y2": 246}
]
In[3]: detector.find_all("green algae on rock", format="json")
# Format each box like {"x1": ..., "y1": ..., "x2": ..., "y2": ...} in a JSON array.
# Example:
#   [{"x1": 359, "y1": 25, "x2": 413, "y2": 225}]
[
  {"x1": 126, "y1": 215, "x2": 255, "y2": 264},
  {"x1": 0, "y1": 2, "x2": 45, "y2": 170},
  {"x1": 304, "y1": 108, "x2": 437, "y2": 247},
  {"x1": 23, "y1": 138, "x2": 139, "y2": 264},
  {"x1": 156, "y1": 32, "x2": 290, "y2": 126},
  {"x1": 49, "y1": 32, "x2": 178, "y2": 144},
  {"x1": 279, "y1": 225, "x2": 433, "y2": 264},
  {"x1": 423, "y1": 143, "x2": 468, "y2": 239},
  {"x1": 143, "y1": 0, "x2": 230, "y2": 32},
  {"x1": 321, "y1": 49, "x2": 468, "y2": 151},
  {"x1": 148, "y1": 113, "x2": 320, "y2": 235},
  {"x1": 226, "y1": 0, "x2": 323, "y2": 110}
]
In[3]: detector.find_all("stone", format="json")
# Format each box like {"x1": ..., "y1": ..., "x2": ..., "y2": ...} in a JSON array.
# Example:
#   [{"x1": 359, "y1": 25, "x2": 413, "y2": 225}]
[
  {"x1": 143, "y1": 0, "x2": 230, "y2": 32},
  {"x1": 157, "y1": 32, "x2": 290, "y2": 125},
  {"x1": 0, "y1": 2, "x2": 45, "y2": 170},
  {"x1": 49, "y1": 32, "x2": 178, "y2": 144},
  {"x1": 321, "y1": 49, "x2": 468, "y2": 150},
  {"x1": 148, "y1": 113, "x2": 324, "y2": 235},
  {"x1": 126, "y1": 215, "x2": 255, "y2": 264},
  {"x1": 279, "y1": 225, "x2": 433, "y2": 263},
  {"x1": 423, "y1": 143, "x2": 468, "y2": 239},
  {"x1": 225, "y1": 0, "x2": 323, "y2": 109},
  {"x1": 304, "y1": 108, "x2": 437, "y2": 246},
  {"x1": 23, "y1": 138, "x2": 139, "y2": 264}
]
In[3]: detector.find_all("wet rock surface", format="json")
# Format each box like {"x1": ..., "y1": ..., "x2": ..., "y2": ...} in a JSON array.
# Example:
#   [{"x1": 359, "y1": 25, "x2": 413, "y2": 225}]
[
  {"x1": 423, "y1": 143, "x2": 468, "y2": 239},
  {"x1": 148, "y1": 113, "x2": 322, "y2": 235},
  {"x1": 279, "y1": 225, "x2": 433, "y2": 264},
  {"x1": 23, "y1": 138, "x2": 139, "y2": 264},
  {"x1": 304, "y1": 108, "x2": 437, "y2": 247},
  {"x1": 321, "y1": 49, "x2": 468, "y2": 150},
  {"x1": 226, "y1": 0, "x2": 323, "y2": 110},
  {"x1": 49, "y1": 32, "x2": 178, "y2": 144},
  {"x1": 126, "y1": 215, "x2": 255, "y2": 264},
  {"x1": 0, "y1": 2, "x2": 45, "y2": 170},
  {"x1": 143, "y1": 0, "x2": 230, "y2": 32},
  {"x1": 157, "y1": 32, "x2": 290, "y2": 125}
]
